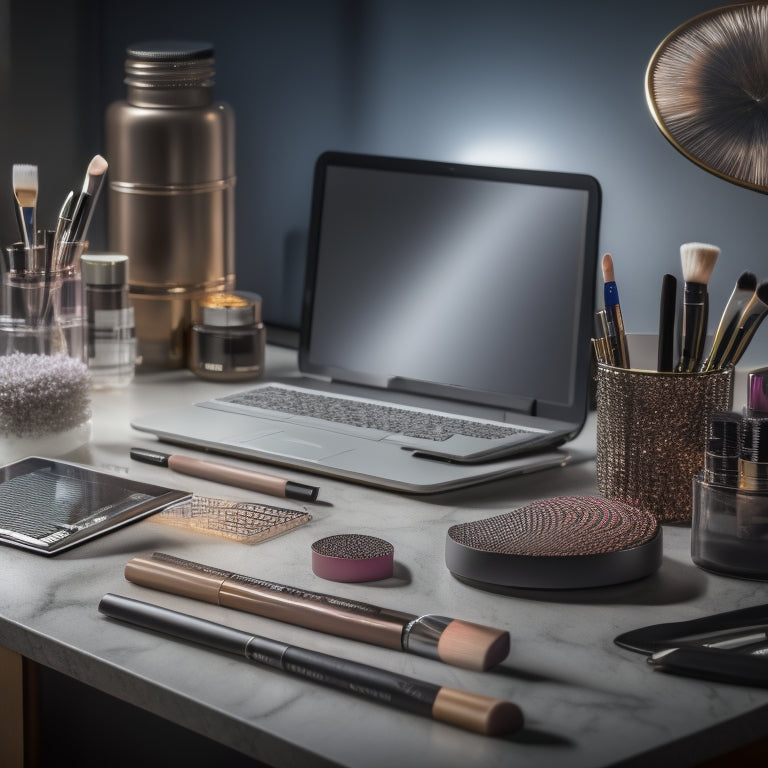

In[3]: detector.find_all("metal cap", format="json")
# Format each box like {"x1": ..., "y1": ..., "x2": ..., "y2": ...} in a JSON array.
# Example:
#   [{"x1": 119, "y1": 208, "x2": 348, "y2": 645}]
[
  {"x1": 81, "y1": 253, "x2": 129, "y2": 286},
  {"x1": 126, "y1": 41, "x2": 214, "y2": 61},
  {"x1": 196, "y1": 292, "x2": 262, "y2": 327}
]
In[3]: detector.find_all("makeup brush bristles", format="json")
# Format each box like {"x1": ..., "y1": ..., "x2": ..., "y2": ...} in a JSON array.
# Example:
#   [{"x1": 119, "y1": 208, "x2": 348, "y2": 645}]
[
  {"x1": 602, "y1": 252, "x2": 615, "y2": 283},
  {"x1": 435, "y1": 620, "x2": 511, "y2": 671},
  {"x1": 12, "y1": 163, "x2": 39, "y2": 247},
  {"x1": 680, "y1": 242, "x2": 720, "y2": 284}
]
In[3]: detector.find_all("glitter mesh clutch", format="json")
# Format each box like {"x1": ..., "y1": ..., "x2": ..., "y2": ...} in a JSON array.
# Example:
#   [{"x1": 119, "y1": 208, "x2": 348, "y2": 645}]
[
  {"x1": 153, "y1": 495, "x2": 311, "y2": 543},
  {"x1": 596, "y1": 364, "x2": 733, "y2": 522}
]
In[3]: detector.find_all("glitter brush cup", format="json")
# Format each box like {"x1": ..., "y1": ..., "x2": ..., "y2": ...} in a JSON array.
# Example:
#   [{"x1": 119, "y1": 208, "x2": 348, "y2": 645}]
[{"x1": 596, "y1": 364, "x2": 733, "y2": 523}]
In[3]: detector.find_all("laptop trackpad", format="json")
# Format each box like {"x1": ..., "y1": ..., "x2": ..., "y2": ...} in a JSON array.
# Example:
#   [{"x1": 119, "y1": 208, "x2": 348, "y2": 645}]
[{"x1": 237, "y1": 429, "x2": 358, "y2": 461}]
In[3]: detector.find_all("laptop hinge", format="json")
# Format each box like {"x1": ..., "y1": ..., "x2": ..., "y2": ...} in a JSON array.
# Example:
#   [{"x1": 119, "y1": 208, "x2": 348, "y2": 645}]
[{"x1": 385, "y1": 376, "x2": 536, "y2": 415}]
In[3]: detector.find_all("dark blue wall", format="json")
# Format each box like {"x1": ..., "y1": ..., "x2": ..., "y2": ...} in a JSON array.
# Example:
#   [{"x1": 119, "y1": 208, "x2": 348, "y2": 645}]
[{"x1": 4, "y1": 0, "x2": 768, "y2": 359}]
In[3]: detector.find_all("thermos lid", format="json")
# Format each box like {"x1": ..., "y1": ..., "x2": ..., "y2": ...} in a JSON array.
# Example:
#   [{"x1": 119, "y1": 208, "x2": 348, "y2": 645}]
[
  {"x1": 124, "y1": 41, "x2": 216, "y2": 95},
  {"x1": 81, "y1": 253, "x2": 129, "y2": 286},
  {"x1": 126, "y1": 41, "x2": 214, "y2": 62},
  {"x1": 196, "y1": 292, "x2": 262, "y2": 327}
]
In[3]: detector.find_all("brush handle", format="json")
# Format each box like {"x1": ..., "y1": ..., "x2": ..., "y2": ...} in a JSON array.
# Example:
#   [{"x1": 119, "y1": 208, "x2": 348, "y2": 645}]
[
  {"x1": 605, "y1": 305, "x2": 630, "y2": 368},
  {"x1": 705, "y1": 301, "x2": 747, "y2": 371},
  {"x1": 677, "y1": 282, "x2": 708, "y2": 373},
  {"x1": 721, "y1": 306, "x2": 768, "y2": 367},
  {"x1": 19, "y1": 207, "x2": 36, "y2": 249},
  {"x1": 657, "y1": 274, "x2": 677, "y2": 372}
]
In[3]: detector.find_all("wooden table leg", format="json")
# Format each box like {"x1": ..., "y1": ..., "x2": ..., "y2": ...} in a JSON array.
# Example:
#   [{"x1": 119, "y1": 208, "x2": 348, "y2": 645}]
[{"x1": 0, "y1": 646, "x2": 40, "y2": 768}]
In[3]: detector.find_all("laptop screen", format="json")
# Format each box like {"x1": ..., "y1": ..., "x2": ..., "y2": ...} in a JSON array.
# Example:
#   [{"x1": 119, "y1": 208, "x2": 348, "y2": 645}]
[{"x1": 300, "y1": 152, "x2": 601, "y2": 424}]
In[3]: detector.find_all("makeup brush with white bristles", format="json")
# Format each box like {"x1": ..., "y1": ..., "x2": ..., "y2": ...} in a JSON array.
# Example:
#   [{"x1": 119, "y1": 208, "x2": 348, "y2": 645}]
[
  {"x1": 12, "y1": 163, "x2": 38, "y2": 248},
  {"x1": 677, "y1": 242, "x2": 720, "y2": 373}
]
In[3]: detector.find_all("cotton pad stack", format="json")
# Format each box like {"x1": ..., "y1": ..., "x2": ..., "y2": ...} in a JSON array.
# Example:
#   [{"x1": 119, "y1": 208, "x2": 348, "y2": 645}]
[{"x1": 0, "y1": 353, "x2": 91, "y2": 462}]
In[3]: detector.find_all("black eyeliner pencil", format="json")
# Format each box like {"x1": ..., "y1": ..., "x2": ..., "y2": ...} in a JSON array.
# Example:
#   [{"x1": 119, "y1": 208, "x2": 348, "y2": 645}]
[
  {"x1": 98, "y1": 594, "x2": 523, "y2": 736},
  {"x1": 657, "y1": 273, "x2": 677, "y2": 372}
]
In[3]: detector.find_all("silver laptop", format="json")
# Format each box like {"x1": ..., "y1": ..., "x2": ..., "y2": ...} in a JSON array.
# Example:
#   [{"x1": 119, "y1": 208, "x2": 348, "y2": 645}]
[{"x1": 132, "y1": 152, "x2": 601, "y2": 493}]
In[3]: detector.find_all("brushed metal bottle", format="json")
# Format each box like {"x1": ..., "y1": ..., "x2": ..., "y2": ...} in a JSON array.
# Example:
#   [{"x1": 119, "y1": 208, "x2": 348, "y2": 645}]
[{"x1": 105, "y1": 40, "x2": 235, "y2": 370}]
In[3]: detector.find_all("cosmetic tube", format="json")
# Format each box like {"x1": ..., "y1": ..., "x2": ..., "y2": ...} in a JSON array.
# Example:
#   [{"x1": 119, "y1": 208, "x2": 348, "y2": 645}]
[
  {"x1": 99, "y1": 593, "x2": 523, "y2": 736},
  {"x1": 125, "y1": 552, "x2": 510, "y2": 671}
]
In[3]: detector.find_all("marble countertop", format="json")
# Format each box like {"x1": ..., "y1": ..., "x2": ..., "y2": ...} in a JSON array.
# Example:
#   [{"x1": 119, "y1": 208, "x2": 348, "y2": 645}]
[{"x1": 1, "y1": 345, "x2": 767, "y2": 767}]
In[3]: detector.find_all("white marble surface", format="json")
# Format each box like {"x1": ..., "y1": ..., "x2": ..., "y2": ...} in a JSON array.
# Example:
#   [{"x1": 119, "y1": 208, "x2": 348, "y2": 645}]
[{"x1": 1, "y1": 344, "x2": 767, "y2": 767}]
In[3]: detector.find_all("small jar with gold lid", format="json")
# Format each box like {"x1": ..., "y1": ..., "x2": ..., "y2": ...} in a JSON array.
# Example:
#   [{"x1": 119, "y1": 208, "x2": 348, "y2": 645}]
[{"x1": 188, "y1": 291, "x2": 265, "y2": 381}]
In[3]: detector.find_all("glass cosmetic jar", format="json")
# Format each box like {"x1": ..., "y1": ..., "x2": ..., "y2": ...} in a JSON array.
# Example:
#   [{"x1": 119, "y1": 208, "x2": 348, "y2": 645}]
[{"x1": 188, "y1": 291, "x2": 266, "y2": 382}]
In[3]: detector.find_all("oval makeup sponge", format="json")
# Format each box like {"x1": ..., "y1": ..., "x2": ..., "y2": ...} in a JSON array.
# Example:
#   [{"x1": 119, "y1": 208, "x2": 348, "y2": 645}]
[{"x1": 311, "y1": 534, "x2": 394, "y2": 582}]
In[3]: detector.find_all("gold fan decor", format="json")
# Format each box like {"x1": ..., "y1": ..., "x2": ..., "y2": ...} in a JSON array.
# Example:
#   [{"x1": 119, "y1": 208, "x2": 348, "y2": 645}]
[{"x1": 646, "y1": 2, "x2": 768, "y2": 193}]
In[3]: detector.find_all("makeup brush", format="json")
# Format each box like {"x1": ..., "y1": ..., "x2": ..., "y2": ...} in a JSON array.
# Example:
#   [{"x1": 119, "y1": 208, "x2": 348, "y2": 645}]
[
  {"x1": 12, "y1": 164, "x2": 38, "y2": 248},
  {"x1": 720, "y1": 282, "x2": 768, "y2": 367},
  {"x1": 657, "y1": 273, "x2": 677, "y2": 372},
  {"x1": 676, "y1": 242, "x2": 720, "y2": 373},
  {"x1": 703, "y1": 271, "x2": 758, "y2": 371},
  {"x1": 67, "y1": 154, "x2": 108, "y2": 249},
  {"x1": 602, "y1": 253, "x2": 630, "y2": 368},
  {"x1": 52, "y1": 190, "x2": 74, "y2": 269}
]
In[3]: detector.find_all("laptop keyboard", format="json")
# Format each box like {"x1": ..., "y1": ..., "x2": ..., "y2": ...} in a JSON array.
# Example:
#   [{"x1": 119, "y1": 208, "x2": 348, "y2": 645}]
[{"x1": 224, "y1": 385, "x2": 533, "y2": 442}]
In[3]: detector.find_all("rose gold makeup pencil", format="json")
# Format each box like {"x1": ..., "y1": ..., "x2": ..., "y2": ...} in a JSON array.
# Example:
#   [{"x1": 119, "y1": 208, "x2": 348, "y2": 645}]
[
  {"x1": 99, "y1": 593, "x2": 523, "y2": 736},
  {"x1": 130, "y1": 447, "x2": 319, "y2": 502},
  {"x1": 125, "y1": 552, "x2": 511, "y2": 671}
]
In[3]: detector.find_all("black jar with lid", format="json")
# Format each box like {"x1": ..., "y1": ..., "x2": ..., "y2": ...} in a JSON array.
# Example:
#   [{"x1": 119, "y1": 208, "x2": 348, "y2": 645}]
[{"x1": 188, "y1": 292, "x2": 265, "y2": 381}]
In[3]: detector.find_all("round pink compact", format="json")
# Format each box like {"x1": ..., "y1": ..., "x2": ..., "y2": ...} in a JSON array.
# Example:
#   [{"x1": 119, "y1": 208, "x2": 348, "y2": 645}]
[{"x1": 311, "y1": 534, "x2": 395, "y2": 582}]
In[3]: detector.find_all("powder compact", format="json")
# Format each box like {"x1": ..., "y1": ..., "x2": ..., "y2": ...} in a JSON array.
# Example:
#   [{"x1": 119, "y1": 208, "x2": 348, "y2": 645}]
[
  {"x1": 445, "y1": 496, "x2": 662, "y2": 589},
  {"x1": 188, "y1": 291, "x2": 266, "y2": 382},
  {"x1": 311, "y1": 533, "x2": 395, "y2": 582}
]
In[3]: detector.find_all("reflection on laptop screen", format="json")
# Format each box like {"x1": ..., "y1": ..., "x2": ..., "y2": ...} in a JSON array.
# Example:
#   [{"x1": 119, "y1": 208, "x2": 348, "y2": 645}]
[{"x1": 301, "y1": 153, "x2": 600, "y2": 425}]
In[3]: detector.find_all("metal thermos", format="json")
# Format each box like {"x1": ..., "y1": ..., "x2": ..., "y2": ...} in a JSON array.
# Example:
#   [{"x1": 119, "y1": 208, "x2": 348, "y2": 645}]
[{"x1": 105, "y1": 40, "x2": 235, "y2": 370}]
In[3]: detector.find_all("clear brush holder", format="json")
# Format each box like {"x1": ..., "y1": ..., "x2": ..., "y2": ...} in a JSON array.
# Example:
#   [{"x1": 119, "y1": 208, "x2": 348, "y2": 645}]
[
  {"x1": 596, "y1": 364, "x2": 734, "y2": 522},
  {"x1": 0, "y1": 243, "x2": 90, "y2": 463}
]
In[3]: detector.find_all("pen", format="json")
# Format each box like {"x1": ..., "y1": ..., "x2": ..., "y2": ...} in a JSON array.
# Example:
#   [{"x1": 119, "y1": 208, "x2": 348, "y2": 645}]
[
  {"x1": 130, "y1": 447, "x2": 319, "y2": 502},
  {"x1": 98, "y1": 593, "x2": 524, "y2": 736}
]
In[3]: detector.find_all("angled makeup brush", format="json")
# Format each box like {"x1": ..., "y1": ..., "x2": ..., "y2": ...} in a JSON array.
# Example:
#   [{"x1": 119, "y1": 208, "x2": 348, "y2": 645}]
[
  {"x1": 703, "y1": 271, "x2": 758, "y2": 371},
  {"x1": 657, "y1": 273, "x2": 677, "y2": 372},
  {"x1": 720, "y1": 282, "x2": 768, "y2": 367},
  {"x1": 676, "y1": 242, "x2": 720, "y2": 373},
  {"x1": 602, "y1": 253, "x2": 630, "y2": 368},
  {"x1": 67, "y1": 154, "x2": 108, "y2": 248},
  {"x1": 12, "y1": 164, "x2": 38, "y2": 247}
]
